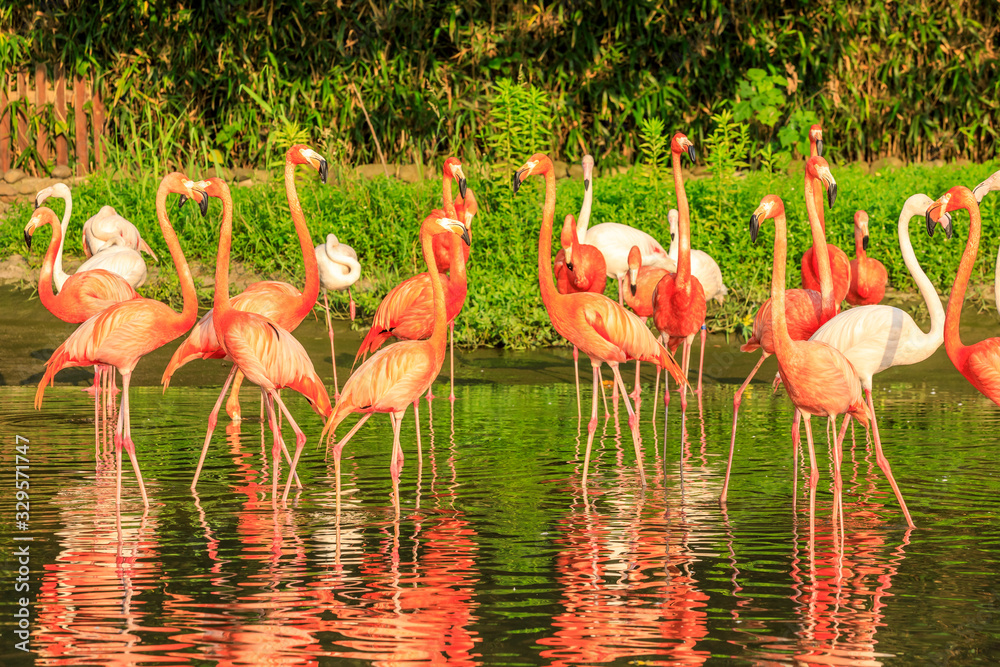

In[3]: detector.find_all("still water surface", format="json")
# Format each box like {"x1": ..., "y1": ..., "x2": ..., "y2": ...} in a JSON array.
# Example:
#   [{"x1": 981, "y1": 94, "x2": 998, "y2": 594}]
[{"x1": 2, "y1": 352, "x2": 999, "y2": 665}]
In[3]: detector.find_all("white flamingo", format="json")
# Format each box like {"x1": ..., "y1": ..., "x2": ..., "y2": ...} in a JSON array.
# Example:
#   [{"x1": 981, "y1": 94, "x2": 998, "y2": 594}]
[
  {"x1": 577, "y1": 155, "x2": 675, "y2": 304},
  {"x1": 74, "y1": 239, "x2": 149, "y2": 289},
  {"x1": 82, "y1": 205, "x2": 158, "y2": 260},
  {"x1": 667, "y1": 208, "x2": 728, "y2": 303},
  {"x1": 776, "y1": 194, "x2": 951, "y2": 529},
  {"x1": 315, "y1": 233, "x2": 362, "y2": 397},
  {"x1": 971, "y1": 168, "x2": 1000, "y2": 307},
  {"x1": 33, "y1": 183, "x2": 76, "y2": 292}
]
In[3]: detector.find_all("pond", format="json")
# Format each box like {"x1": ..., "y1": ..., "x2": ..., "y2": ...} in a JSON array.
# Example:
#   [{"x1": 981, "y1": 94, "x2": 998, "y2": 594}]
[{"x1": 2, "y1": 286, "x2": 1000, "y2": 666}]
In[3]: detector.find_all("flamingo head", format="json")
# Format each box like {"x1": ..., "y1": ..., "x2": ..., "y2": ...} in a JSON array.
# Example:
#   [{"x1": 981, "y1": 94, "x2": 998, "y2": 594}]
[
  {"x1": 926, "y1": 187, "x2": 971, "y2": 239},
  {"x1": 582, "y1": 155, "x2": 594, "y2": 191},
  {"x1": 972, "y1": 168, "x2": 1000, "y2": 204},
  {"x1": 34, "y1": 182, "x2": 71, "y2": 210},
  {"x1": 23, "y1": 207, "x2": 60, "y2": 251},
  {"x1": 289, "y1": 145, "x2": 329, "y2": 184},
  {"x1": 443, "y1": 157, "x2": 467, "y2": 200},
  {"x1": 749, "y1": 195, "x2": 785, "y2": 244},
  {"x1": 423, "y1": 213, "x2": 470, "y2": 247},
  {"x1": 560, "y1": 215, "x2": 577, "y2": 268},
  {"x1": 854, "y1": 210, "x2": 870, "y2": 250},
  {"x1": 671, "y1": 133, "x2": 696, "y2": 163},
  {"x1": 512, "y1": 154, "x2": 552, "y2": 194},
  {"x1": 805, "y1": 156, "x2": 837, "y2": 209},
  {"x1": 163, "y1": 172, "x2": 209, "y2": 217},
  {"x1": 809, "y1": 124, "x2": 824, "y2": 156},
  {"x1": 668, "y1": 209, "x2": 679, "y2": 244},
  {"x1": 627, "y1": 246, "x2": 642, "y2": 296}
]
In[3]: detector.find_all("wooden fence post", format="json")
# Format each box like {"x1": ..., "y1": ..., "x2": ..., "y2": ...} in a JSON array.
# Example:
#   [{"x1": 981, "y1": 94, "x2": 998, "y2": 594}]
[
  {"x1": 16, "y1": 70, "x2": 28, "y2": 158},
  {"x1": 0, "y1": 72, "x2": 9, "y2": 173},
  {"x1": 92, "y1": 76, "x2": 104, "y2": 168},
  {"x1": 74, "y1": 74, "x2": 87, "y2": 175},
  {"x1": 36, "y1": 63, "x2": 48, "y2": 173},
  {"x1": 55, "y1": 64, "x2": 67, "y2": 167}
]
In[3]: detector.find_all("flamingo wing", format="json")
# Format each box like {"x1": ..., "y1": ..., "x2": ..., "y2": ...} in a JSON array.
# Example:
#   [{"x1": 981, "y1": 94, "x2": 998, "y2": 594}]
[{"x1": 336, "y1": 341, "x2": 435, "y2": 420}]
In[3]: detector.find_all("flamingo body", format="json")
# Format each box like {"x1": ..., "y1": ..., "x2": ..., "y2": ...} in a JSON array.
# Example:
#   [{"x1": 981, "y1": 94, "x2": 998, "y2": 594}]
[
  {"x1": 554, "y1": 214, "x2": 607, "y2": 295},
  {"x1": 74, "y1": 243, "x2": 149, "y2": 289},
  {"x1": 82, "y1": 205, "x2": 158, "y2": 259},
  {"x1": 741, "y1": 291, "x2": 826, "y2": 353},
  {"x1": 801, "y1": 244, "x2": 850, "y2": 304},
  {"x1": 653, "y1": 273, "x2": 706, "y2": 352},
  {"x1": 586, "y1": 222, "x2": 675, "y2": 282}
]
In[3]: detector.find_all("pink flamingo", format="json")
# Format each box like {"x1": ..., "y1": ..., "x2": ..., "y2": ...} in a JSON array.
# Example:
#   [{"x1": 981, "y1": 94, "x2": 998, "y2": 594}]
[
  {"x1": 160, "y1": 145, "x2": 327, "y2": 421},
  {"x1": 723, "y1": 156, "x2": 839, "y2": 503},
  {"x1": 192, "y1": 177, "x2": 333, "y2": 502},
  {"x1": 555, "y1": 213, "x2": 608, "y2": 416},
  {"x1": 652, "y1": 132, "x2": 707, "y2": 412},
  {"x1": 926, "y1": 186, "x2": 1000, "y2": 405},
  {"x1": 433, "y1": 157, "x2": 470, "y2": 272},
  {"x1": 34, "y1": 172, "x2": 206, "y2": 506},
  {"x1": 624, "y1": 245, "x2": 671, "y2": 413},
  {"x1": 801, "y1": 125, "x2": 850, "y2": 304},
  {"x1": 746, "y1": 194, "x2": 870, "y2": 521},
  {"x1": 327, "y1": 212, "x2": 470, "y2": 509},
  {"x1": 512, "y1": 153, "x2": 686, "y2": 487},
  {"x1": 846, "y1": 210, "x2": 887, "y2": 306}
]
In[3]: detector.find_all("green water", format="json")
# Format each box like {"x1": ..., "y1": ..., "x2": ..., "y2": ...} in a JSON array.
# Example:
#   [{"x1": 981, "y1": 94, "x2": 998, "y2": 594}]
[{"x1": 3, "y1": 285, "x2": 1000, "y2": 665}]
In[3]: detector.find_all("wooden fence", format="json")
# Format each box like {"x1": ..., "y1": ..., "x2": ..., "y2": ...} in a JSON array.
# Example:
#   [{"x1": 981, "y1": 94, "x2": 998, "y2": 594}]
[{"x1": 0, "y1": 64, "x2": 105, "y2": 177}]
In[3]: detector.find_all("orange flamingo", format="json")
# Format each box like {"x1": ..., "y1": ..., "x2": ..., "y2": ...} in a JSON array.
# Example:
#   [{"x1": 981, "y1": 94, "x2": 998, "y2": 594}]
[
  {"x1": 327, "y1": 212, "x2": 470, "y2": 507},
  {"x1": 801, "y1": 125, "x2": 850, "y2": 303},
  {"x1": 160, "y1": 145, "x2": 327, "y2": 421},
  {"x1": 355, "y1": 191, "x2": 477, "y2": 401},
  {"x1": 193, "y1": 177, "x2": 333, "y2": 502},
  {"x1": 555, "y1": 213, "x2": 608, "y2": 416},
  {"x1": 653, "y1": 132, "x2": 707, "y2": 412},
  {"x1": 846, "y1": 210, "x2": 887, "y2": 306},
  {"x1": 34, "y1": 172, "x2": 206, "y2": 507},
  {"x1": 512, "y1": 153, "x2": 686, "y2": 487},
  {"x1": 926, "y1": 186, "x2": 1000, "y2": 405},
  {"x1": 747, "y1": 195, "x2": 870, "y2": 520},
  {"x1": 433, "y1": 157, "x2": 470, "y2": 272},
  {"x1": 624, "y1": 245, "x2": 672, "y2": 412},
  {"x1": 723, "y1": 156, "x2": 839, "y2": 503}
]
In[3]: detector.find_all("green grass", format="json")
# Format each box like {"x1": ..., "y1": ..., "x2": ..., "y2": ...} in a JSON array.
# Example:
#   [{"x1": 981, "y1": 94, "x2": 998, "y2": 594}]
[{"x1": 5, "y1": 159, "x2": 999, "y2": 349}]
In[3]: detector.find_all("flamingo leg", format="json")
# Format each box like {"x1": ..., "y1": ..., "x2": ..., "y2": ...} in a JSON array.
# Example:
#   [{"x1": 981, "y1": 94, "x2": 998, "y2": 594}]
[
  {"x1": 610, "y1": 362, "x2": 646, "y2": 488},
  {"x1": 389, "y1": 410, "x2": 406, "y2": 508},
  {"x1": 803, "y1": 414, "x2": 818, "y2": 542},
  {"x1": 193, "y1": 366, "x2": 238, "y2": 490},
  {"x1": 331, "y1": 412, "x2": 373, "y2": 495},
  {"x1": 573, "y1": 345, "x2": 581, "y2": 422},
  {"x1": 225, "y1": 370, "x2": 245, "y2": 422},
  {"x1": 630, "y1": 360, "x2": 641, "y2": 402},
  {"x1": 263, "y1": 390, "x2": 283, "y2": 504},
  {"x1": 118, "y1": 372, "x2": 148, "y2": 508},
  {"x1": 832, "y1": 415, "x2": 850, "y2": 536},
  {"x1": 720, "y1": 352, "x2": 769, "y2": 503},
  {"x1": 792, "y1": 409, "x2": 801, "y2": 512},
  {"x1": 651, "y1": 365, "x2": 661, "y2": 424},
  {"x1": 324, "y1": 290, "x2": 340, "y2": 399},
  {"x1": 93, "y1": 366, "x2": 102, "y2": 458},
  {"x1": 348, "y1": 286, "x2": 356, "y2": 321},
  {"x1": 449, "y1": 321, "x2": 457, "y2": 401},
  {"x1": 599, "y1": 366, "x2": 609, "y2": 418},
  {"x1": 697, "y1": 325, "x2": 706, "y2": 396},
  {"x1": 413, "y1": 399, "x2": 422, "y2": 460},
  {"x1": 680, "y1": 336, "x2": 692, "y2": 414},
  {"x1": 866, "y1": 388, "x2": 915, "y2": 528},
  {"x1": 275, "y1": 390, "x2": 308, "y2": 502},
  {"x1": 582, "y1": 362, "x2": 601, "y2": 486}
]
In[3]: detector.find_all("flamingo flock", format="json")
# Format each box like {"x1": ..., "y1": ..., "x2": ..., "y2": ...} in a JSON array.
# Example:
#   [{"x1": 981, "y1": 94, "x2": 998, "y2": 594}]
[{"x1": 22, "y1": 126, "x2": 1000, "y2": 533}]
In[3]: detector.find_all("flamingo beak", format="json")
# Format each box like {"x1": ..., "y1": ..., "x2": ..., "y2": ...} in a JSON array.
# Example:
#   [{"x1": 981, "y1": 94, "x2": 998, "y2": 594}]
[
  {"x1": 925, "y1": 202, "x2": 943, "y2": 236},
  {"x1": 584, "y1": 177, "x2": 590, "y2": 192},
  {"x1": 749, "y1": 212, "x2": 761, "y2": 244},
  {"x1": 456, "y1": 167, "x2": 468, "y2": 200},
  {"x1": 862, "y1": 234, "x2": 869, "y2": 251},
  {"x1": 318, "y1": 157, "x2": 329, "y2": 184},
  {"x1": 942, "y1": 212, "x2": 954, "y2": 239},
  {"x1": 512, "y1": 168, "x2": 527, "y2": 194},
  {"x1": 826, "y1": 180, "x2": 837, "y2": 209},
  {"x1": 196, "y1": 190, "x2": 209, "y2": 217},
  {"x1": 23, "y1": 229, "x2": 32, "y2": 251},
  {"x1": 686, "y1": 143, "x2": 697, "y2": 163},
  {"x1": 816, "y1": 139, "x2": 824, "y2": 157}
]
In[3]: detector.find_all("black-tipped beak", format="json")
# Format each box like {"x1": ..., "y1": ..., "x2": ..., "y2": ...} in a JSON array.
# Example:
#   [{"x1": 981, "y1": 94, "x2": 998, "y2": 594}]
[
  {"x1": 686, "y1": 145, "x2": 697, "y2": 163},
  {"x1": 749, "y1": 212, "x2": 761, "y2": 244},
  {"x1": 925, "y1": 206, "x2": 939, "y2": 236},
  {"x1": 318, "y1": 158, "x2": 329, "y2": 184},
  {"x1": 816, "y1": 139, "x2": 824, "y2": 157},
  {"x1": 33, "y1": 197, "x2": 40, "y2": 210},
  {"x1": 584, "y1": 178, "x2": 590, "y2": 192},
  {"x1": 943, "y1": 213, "x2": 954, "y2": 239},
  {"x1": 458, "y1": 175, "x2": 467, "y2": 200},
  {"x1": 862, "y1": 234, "x2": 869, "y2": 251},
  {"x1": 460, "y1": 226, "x2": 471, "y2": 246},
  {"x1": 178, "y1": 194, "x2": 188, "y2": 209},
  {"x1": 512, "y1": 169, "x2": 526, "y2": 194},
  {"x1": 827, "y1": 181, "x2": 837, "y2": 209},
  {"x1": 24, "y1": 230, "x2": 32, "y2": 250},
  {"x1": 630, "y1": 283, "x2": 637, "y2": 297},
  {"x1": 196, "y1": 190, "x2": 209, "y2": 217}
]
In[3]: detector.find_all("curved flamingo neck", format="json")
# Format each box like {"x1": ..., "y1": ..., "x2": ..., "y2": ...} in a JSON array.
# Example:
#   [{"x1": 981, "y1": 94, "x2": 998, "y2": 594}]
[
  {"x1": 155, "y1": 179, "x2": 198, "y2": 330},
  {"x1": 809, "y1": 138, "x2": 818, "y2": 158},
  {"x1": 213, "y1": 184, "x2": 236, "y2": 322},
  {"x1": 442, "y1": 171, "x2": 458, "y2": 219},
  {"x1": 37, "y1": 217, "x2": 64, "y2": 315},
  {"x1": 898, "y1": 200, "x2": 945, "y2": 340},
  {"x1": 672, "y1": 150, "x2": 691, "y2": 287},
  {"x1": 577, "y1": 161, "x2": 593, "y2": 241},
  {"x1": 332, "y1": 251, "x2": 362, "y2": 285},
  {"x1": 770, "y1": 212, "x2": 793, "y2": 359},
  {"x1": 285, "y1": 156, "x2": 320, "y2": 319},
  {"x1": 449, "y1": 234, "x2": 467, "y2": 283},
  {"x1": 423, "y1": 229, "x2": 448, "y2": 351},
  {"x1": 537, "y1": 168, "x2": 560, "y2": 311},
  {"x1": 804, "y1": 171, "x2": 835, "y2": 318},
  {"x1": 53, "y1": 194, "x2": 71, "y2": 290},
  {"x1": 854, "y1": 224, "x2": 867, "y2": 260},
  {"x1": 945, "y1": 194, "x2": 981, "y2": 365}
]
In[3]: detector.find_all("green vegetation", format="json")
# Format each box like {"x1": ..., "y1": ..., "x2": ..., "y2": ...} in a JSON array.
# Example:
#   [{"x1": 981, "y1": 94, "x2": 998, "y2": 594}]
[
  {"x1": 2, "y1": 1, "x2": 997, "y2": 175},
  {"x1": 6, "y1": 157, "x2": 998, "y2": 349}
]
